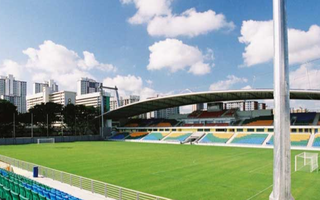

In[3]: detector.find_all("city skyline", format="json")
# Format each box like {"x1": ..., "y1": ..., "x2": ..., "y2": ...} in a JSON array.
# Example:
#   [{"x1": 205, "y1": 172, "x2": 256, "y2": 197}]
[{"x1": 0, "y1": 0, "x2": 320, "y2": 111}]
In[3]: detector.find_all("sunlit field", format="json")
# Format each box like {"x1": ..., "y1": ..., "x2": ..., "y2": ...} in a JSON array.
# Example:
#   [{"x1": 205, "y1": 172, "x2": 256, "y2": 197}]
[{"x1": 0, "y1": 141, "x2": 319, "y2": 200}]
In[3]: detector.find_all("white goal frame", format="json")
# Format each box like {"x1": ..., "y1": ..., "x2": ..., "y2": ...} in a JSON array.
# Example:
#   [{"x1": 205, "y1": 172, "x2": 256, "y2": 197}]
[
  {"x1": 295, "y1": 152, "x2": 318, "y2": 173},
  {"x1": 37, "y1": 138, "x2": 55, "y2": 144}
]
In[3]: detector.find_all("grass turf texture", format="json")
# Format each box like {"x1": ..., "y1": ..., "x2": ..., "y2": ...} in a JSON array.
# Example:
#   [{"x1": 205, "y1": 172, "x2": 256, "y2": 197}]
[{"x1": 0, "y1": 141, "x2": 319, "y2": 200}]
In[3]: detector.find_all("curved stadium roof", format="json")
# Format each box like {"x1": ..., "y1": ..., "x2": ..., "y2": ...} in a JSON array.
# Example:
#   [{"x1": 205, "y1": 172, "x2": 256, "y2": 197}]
[{"x1": 104, "y1": 89, "x2": 320, "y2": 120}]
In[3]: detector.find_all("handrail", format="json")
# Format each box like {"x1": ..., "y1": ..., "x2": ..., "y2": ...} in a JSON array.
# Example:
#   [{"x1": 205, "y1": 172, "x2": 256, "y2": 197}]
[{"x1": 0, "y1": 154, "x2": 172, "y2": 200}]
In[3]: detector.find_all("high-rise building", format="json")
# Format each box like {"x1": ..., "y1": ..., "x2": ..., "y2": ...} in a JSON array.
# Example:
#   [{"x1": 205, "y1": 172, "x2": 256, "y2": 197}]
[
  {"x1": 34, "y1": 80, "x2": 58, "y2": 94},
  {"x1": 155, "y1": 107, "x2": 180, "y2": 119},
  {"x1": 109, "y1": 95, "x2": 140, "y2": 110},
  {"x1": 77, "y1": 78, "x2": 100, "y2": 96},
  {"x1": 223, "y1": 100, "x2": 266, "y2": 111},
  {"x1": 27, "y1": 89, "x2": 76, "y2": 111},
  {"x1": 192, "y1": 103, "x2": 204, "y2": 112},
  {"x1": 0, "y1": 74, "x2": 27, "y2": 113}
]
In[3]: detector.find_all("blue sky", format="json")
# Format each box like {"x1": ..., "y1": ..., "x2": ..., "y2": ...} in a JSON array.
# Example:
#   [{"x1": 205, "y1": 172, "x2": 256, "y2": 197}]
[{"x1": 0, "y1": 0, "x2": 320, "y2": 110}]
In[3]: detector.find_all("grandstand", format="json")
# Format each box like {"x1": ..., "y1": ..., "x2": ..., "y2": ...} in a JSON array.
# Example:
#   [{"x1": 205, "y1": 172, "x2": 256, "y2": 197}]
[
  {"x1": 0, "y1": 169, "x2": 80, "y2": 200},
  {"x1": 199, "y1": 133, "x2": 234, "y2": 144},
  {"x1": 231, "y1": 133, "x2": 268, "y2": 145}
]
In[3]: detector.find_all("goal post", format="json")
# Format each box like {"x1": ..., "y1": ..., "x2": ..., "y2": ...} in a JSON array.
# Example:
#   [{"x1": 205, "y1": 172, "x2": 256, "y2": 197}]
[
  {"x1": 37, "y1": 138, "x2": 55, "y2": 144},
  {"x1": 295, "y1": 152, "x2": 318, "y2": 173}
]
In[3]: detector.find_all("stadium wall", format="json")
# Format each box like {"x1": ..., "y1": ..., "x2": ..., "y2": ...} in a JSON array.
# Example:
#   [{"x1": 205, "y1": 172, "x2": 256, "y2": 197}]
[{"x1": 0, "y1": 135, "x2": 102, "y2": 145}]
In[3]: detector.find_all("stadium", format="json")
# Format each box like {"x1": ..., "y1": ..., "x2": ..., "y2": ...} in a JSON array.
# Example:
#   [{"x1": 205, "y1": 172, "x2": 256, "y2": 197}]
[
  {"x1": 1, "y1": 0, "x2": 320, "y2": 200},
  {"x1": 0, "y1": 89, "x2": 320, "y2": 200}
]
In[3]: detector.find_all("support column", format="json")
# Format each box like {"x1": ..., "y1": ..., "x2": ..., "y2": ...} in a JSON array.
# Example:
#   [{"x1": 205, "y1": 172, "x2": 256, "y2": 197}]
[{"x1": 270, "y1": 0, "x2": 294, "y2": 199}]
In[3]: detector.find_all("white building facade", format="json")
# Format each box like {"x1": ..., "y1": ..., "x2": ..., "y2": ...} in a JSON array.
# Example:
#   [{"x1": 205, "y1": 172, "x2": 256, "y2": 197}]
[
  {"x1": 0, "y1": 74, "x2": 27, "y2": 113},
  {"x1": 34, "y1": 80, "x2": 59, "y2": 94}
]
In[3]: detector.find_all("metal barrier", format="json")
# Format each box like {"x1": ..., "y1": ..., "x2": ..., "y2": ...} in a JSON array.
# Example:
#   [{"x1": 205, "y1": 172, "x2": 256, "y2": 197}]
[{"x1": 0, "y1": 155, "x2": 171, "y2": 200}]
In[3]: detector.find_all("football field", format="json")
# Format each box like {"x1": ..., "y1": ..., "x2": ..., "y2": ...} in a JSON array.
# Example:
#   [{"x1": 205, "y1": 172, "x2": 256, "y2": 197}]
[{"x1": 0, "y1": 141, "x2": 319, "y2": 200}]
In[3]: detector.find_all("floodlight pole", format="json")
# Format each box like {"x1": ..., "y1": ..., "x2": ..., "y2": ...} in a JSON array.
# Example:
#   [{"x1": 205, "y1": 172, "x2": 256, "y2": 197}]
[{"x1": 270, "y1": 0, "x2": 294, "y2": 200}]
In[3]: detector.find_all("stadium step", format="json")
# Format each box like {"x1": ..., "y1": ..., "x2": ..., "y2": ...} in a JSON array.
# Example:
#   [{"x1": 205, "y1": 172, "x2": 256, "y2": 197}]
[
  {"x1": 263, "y1": 133, "x2": 274, "y2": 146},
  {"x1": 313, "y1": 113, "x2": 320, "y2": 125},
  {"x1": 307, "y1": 133, "x2": 316, "y2": 148},
  {"x1": 226, "y1": 133, "x2": 238, "y2": 144}
]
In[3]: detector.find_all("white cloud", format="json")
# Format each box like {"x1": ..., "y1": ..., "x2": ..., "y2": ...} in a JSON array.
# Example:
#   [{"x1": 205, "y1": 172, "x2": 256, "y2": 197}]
[
  {"x1": 290, "y1": 63, "x2": 320, "y2": 89},
  {"x1": 103, "y1": 75, "x2": 157, "y2": 100},
  {"x1": 239, "y1": 21, "x2": 320, "y2": 67},
  {"x1": 148, "y1": 8, "x2": 235, "y2": 37},
  {"x1": 242, "y1": 85, "x2": 252, "y2": 90},
  {"x1": 209, "y1": 75, "x2": 248, "y2": 90},
  {"x1": 121, "y1": 0, "x2": 234, "y2": 37},
  {"x1": 121, "y1": 0, "x2": 172, "y2": 24},
  {"x1": 146, "y1": 79, "x2": 153, "y2": 85},
  {"x1": 0, "y1": 40, "x2": 117, "y2": 93},
  {"x1": 0, "y1": 60, "x2": 25, "y2": 79},
  {"x1": 147, "y1": 39, "x2": 212, "y2": 75}
]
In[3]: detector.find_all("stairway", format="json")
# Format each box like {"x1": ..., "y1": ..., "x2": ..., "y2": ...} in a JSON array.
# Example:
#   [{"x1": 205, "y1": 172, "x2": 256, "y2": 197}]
[
  {"x1": 263, "y1": 133, "x2": 274, "y2": 146},
  {"x1": 313, "y1": 113, "x2": 320, "y2": 125},
  {"x1": 226, "y1": 133, "x2": 238, "y2": 144},
  {"x1": 307, "y1": 134, "x2": 315, "y2": 148}
]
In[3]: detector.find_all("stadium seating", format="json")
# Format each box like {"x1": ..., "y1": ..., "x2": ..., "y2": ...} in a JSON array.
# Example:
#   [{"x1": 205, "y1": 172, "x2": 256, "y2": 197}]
[
  {"x1": 291, "y1": 113, "x2": 316, "y2": 125},
  {"x1": 313, "y1": 134, "x2": 320, "y2": 147},
  {"x1": 0, "y1": 168, "x2": 81, "y2": 200},
  {"x1": 164, "y1": 132, "x2": 192, "y2": 142},
  {"x1": 200, "y1": 133, "x2": 234, "y2": 144},
  {"x1": 231, "y1": 133, "x2": 268, "y2": 145},
  {"x1": 290, "y1": 134, "x2": 310, "y2": 146},
  {"x1": 126, "y1": 132, "x2": 149, "y2": 140},
  {"x1": 243, "y1": 116, "x2": 273, "y2": 126},
  {"x1": 246, "y1": 120, "x2": 273, "y2": 126},
  {"x1": 205, "y1": 123, "x2": 229, "y2": 126},
  {"x1": 142, "y1": 132, "x2": 169, "y2": 141},
  {"x1": 267, "y1": 134, "x2": 311, "y2": 146},
  {"x1": 109, "y1": 132, "x2": 130, "y2": 140}
]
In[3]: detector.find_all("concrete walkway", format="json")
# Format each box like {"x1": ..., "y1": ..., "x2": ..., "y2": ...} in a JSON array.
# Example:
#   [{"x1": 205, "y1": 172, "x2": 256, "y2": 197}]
[{"x1": 10, "y1": 166, "x2": 114, "y2": 200}]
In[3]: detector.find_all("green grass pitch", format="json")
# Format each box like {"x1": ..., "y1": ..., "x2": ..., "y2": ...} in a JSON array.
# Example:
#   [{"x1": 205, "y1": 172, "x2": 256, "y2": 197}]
[{"x1": 0, "y1": 141, "x2": 319, "y2": 200}]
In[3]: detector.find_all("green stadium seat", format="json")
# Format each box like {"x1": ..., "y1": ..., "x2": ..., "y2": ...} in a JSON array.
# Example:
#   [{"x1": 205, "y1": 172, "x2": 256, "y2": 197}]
[
  {"x1": 32, "y1": 190, "x2": 40, "y2": 200},
  {"x1": 3, "y1": 187, "x2": 12, "y2": 200},
  {"x1": 13, "y1": 182, "x2": 19, "y2": 194},
  {"x1": 25, "y1": 188, "x2": 33, "y2": 200},
  {"x1": 19, "y1": 194, "x2": 29, "y2": 200},
  {"x1": 8, "y1": 180, "x2": 14, "y2": 192},
  {"x1": 19, "y1": 184, "x2": 26, "y2": 197},
  {"x1": 0, "y1": 184, "x2": 4, "y2": 199},
  {"x1": 10, "y1": 191, "x2": 19, "y2": 200},
  {"x1": 38, "y1": 194, "x2": 46, "y2": 200}
]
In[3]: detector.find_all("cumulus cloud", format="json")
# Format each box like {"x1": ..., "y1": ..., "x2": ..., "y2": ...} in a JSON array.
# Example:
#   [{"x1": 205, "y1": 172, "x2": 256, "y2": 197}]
[
  {"x1": 121, "y1": 0, "x2": 172, "y2": 24},
  {"x1": 121, "y1": 0, "x2": 234, "y2": 37},
  {"x1": 209, "y1": 75, "x2": 248, "y2": 90},
  {"x1": 0, "y1": 40, "x2": 117, "y2": 93},
  {"x1": 0, "y1": 60, "x2": 25, "y2": 79},
  {"x1": 147, "y1": 39, "x2": 212, "y2": 75},
  {"x1": 239, "y1": 21, "x2": 320, "y2": 67},
  {"x1": 103, "y1": 75, "x2": 157, "y2": 100},
  {"x1": 290, "y1": 63, "x2": 320, "y2": 89},
  {"x1": 148, "y1": 8, "x2": 235, "y2": 37}
]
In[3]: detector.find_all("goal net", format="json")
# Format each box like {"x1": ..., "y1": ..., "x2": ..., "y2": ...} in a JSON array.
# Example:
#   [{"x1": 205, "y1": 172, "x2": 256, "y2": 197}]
[
  {"x1": 295, "y1": 152, "x2": 319, "y2": 173},
  {"x1": 37, "y1": 138, "x2": 55, "y2": 144}
]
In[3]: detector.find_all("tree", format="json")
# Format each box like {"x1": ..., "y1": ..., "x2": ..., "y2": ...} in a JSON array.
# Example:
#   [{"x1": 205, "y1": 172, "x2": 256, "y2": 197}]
[
  {"x1": 0, "y1": 100, "x2": 17, "y2": 138},
  {"x1": 62, "y1": 104, "x2": 100, "y2": 135},
  {"x1": 29, "y1": 102, "x2": 63, "y2": 136}
]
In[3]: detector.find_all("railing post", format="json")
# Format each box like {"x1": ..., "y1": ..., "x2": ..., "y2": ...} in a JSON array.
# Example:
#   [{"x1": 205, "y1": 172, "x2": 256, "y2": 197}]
[
  {"x1": 137, "y1": 192, "x2": 139, "y2": 200},
  {"x1": 91, "y1": 180, "x2": 93, "y2": 193},
  {"x1": 80, "y1": 177, "x2": 82, "y2": 189},
  {"x1": 61, "y1": 172, "x2": 63, "y2": 182},
  {"x1": 104, "y1": 183, "x2": 107, "y2": 197},
  {"x1": 119, "y1": 188, "x2": 122, "y2": 200},
  {"x1": 70, "y1": 174, "x2": 72, "y2": 185}
]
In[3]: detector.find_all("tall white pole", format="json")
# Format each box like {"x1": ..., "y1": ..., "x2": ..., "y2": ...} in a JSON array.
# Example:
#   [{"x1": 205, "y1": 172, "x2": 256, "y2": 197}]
[
  {"x1": 100, "y1": 84, "x2": 104, "y2": 137},
  {"x1": 270, "y1": 0, "x2": 294, "y2": 199}
]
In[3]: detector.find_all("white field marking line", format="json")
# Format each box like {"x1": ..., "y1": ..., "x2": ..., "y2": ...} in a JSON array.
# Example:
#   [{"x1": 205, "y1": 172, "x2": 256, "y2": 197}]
[
  {"x1": 249, "y1": 164, "x2": 271, "y2": 173},
  {"x1": 246, "y1": 170, "x2": 299, "y2": 200},
  {"x1": 151, "y1": 151, "x2": 253, "y2": 175},
  {"x1": 246, "y1": 184, "x2": 273, "y2": 200}
]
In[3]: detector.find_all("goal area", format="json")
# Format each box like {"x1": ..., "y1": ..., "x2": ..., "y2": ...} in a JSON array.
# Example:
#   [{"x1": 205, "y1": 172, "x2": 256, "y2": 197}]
[
  {"x1": 37, "y1": 138, "x2": 55, "y2": 144},
  {"x1": 295, "y1": 152, "x2": 319, "y2": 173}
]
